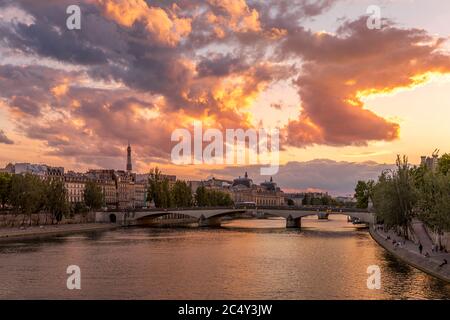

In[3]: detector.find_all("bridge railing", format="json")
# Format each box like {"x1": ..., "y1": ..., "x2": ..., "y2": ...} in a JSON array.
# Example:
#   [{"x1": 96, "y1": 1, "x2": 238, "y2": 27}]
[{"x1": 103, "y1": 205, "x2": 368, "y2": 213}]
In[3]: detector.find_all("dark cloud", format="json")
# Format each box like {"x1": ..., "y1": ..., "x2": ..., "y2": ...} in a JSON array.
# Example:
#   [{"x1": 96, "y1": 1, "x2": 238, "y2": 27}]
[
  {"x1": 0, "y1": 1, "x2": 109, "y2": 65},
  {"x1": 0, "y1": 64, "x2": 79, "y2": 116},
  {"x1": 0, "y1": 130, "x2": 14, "y2": 145},
  {"x1": 197, "y1": 53, "x2": 248, "y2": 77},
  {"x1": 249, "y1": 0, "x2": 337, "y2": 30},
  {"x1": 10, "y1": 96, "x2": 41, "y2": 116}
]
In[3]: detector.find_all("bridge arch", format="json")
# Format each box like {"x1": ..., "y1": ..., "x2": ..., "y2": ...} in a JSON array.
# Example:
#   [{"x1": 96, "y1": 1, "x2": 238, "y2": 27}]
[{"x1": 96, "y1": 207, "x2": 373, "y2": 228}]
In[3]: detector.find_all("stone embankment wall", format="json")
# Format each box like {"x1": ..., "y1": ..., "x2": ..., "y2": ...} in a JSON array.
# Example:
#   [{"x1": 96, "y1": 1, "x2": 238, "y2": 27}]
[{"x1": 0, "y1": 212, "x2": 95, "y2": 227}]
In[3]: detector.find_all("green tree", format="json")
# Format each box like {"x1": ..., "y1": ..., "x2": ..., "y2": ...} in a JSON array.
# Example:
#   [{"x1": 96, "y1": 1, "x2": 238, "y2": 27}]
[
  {"x1": 410, "y1": 163, "x2": 429, "y2": 189},
  {"x1": 195, "y1": 186, "x2": 233, "y2": 207},
  {"x1": 147, "y1": 167, "x2": 172, "y2": 208},
  {"x1": 354, "y1": 180, "x2": 374, "y2": 209},
  {"x1": 171, "y1": 180, "x2": 192, "y2": 207},
  {"x1": 416, "y1": 171, "x2": 450, "y2": 233},
  {"x1": 84, "y1": 180, "x2": 104, "y2": 211},
  {"x1": 161, "y1": 179, "x2": 172, "y2": 208},
  {"x1": 372, "y1": 156, "x2": 417, "y2": 238},
  {"x1": 0, "y1": 172, "x2": 12, "y2": 209},
  {"x1": 195, "y1": 185, "x2": 208, "y2": 207},
  {"x1": 438, "y1": 153, "x2": 450, "y2": 175},
  {"x1": 46, "y1": 179, "x2": 70, "y2": 223},
  {"x1": 9, "y1": 174, "x2": 46, "y2": 226}
]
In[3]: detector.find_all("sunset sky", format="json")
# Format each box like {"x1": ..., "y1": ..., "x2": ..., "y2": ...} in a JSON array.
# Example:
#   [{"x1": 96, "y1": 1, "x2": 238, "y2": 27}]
[{"x1": 0, "y1": 0, "x2": 449, "y2": 195}]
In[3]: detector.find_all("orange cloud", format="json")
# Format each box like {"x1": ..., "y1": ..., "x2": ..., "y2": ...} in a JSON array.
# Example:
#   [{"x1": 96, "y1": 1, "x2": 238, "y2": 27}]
[
  {"x1": 206, "y1": 0, "x2": 261, "y2": 33},
  {"x1": 96, "y1": 0, "x2": 192, "y2": 46},
  {"x1": 282, "y1": 18, "x2": 450, "y2": 147}
]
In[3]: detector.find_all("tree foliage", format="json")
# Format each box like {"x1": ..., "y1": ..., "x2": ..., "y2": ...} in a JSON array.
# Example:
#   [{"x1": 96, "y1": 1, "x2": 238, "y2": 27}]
[
  {"x1": 46, "y1": 179, "x2": 70, "y2": 222},
  {"x1": 438, "y1": 153, "x2": 450, "y2": 175},
  {"x1": 0, "y1": 173, "x2": 12, "y2": 208},
  {"x1": 371, "y1": 156, "x2": 417, "y2": 238},
  {"x1": 83, "y1": 180, "x2": 104, "y2": 211},
  {"x1": 365, "y1": 153, "x2": 450, "y2": 235},
  {"x1": 195, "y1": 186, "x2": 233, "y2": 207},
  {"x1": 171, "y1": 180, "x2": 192, "y2": 207},
  {"x1": 415, "y1": 170, "x2": 450, "y2": 233},
  {"x1": 354, "y1": 180, "x2": 374, "y2": 209},
  {"x1": 147, "y1": 167, "x2": 172, "y2": 208},
  {"x1": 8, "y1": 174, "x2": 47, "y2": 225}
]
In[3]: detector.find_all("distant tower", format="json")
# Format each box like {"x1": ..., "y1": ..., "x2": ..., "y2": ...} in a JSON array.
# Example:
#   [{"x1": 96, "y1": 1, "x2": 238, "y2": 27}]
[{"x1": 126, "y1": 141, "x2": 132, "y2": 172}]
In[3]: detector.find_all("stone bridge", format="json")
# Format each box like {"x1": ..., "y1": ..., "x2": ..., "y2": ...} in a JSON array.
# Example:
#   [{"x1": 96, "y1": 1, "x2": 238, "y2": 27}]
[{"x1": 96, "y1": 206, "x2": 374, "y2": 229}]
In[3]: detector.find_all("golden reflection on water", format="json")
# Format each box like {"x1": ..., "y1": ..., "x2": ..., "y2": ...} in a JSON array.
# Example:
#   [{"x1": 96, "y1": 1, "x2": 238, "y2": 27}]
[{"x1": 0, "y1": 215, "x2": 449, "y2": 299}]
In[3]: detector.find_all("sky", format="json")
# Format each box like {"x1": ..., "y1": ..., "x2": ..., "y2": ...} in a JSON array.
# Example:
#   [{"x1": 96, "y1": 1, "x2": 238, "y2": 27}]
[{"x1": 0, "y1": 0, "x2": 449, "y2": 195}]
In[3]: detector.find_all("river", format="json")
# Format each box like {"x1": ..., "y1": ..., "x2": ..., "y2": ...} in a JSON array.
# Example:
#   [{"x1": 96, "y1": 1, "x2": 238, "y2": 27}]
[{"x1": 0, "y1": 215, "x2": 449, "y2": 299}]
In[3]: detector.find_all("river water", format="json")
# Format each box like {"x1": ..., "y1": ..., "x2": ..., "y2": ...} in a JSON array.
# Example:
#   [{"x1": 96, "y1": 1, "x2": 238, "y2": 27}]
[{"x1": 0, "y1": 215, "x2": 449, "y2": 299}]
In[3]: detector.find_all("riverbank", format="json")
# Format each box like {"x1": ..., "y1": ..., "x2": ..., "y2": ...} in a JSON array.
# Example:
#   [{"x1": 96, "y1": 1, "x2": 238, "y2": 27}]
[
  {"x1": 369, "y1": 225, "x2": 450, "y2": 283},
  {"x1": 0, "y1": 223, "x2": 119, "y2": 242}
]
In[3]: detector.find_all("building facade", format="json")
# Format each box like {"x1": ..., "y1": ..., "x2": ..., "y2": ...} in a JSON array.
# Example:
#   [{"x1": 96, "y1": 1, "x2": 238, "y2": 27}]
[
  {"x1": 64, "y1": 172, "x2": 88, "y2": 204},
  {"x1": 230, "y1": 173, "x2": 284, "y2": 206}
]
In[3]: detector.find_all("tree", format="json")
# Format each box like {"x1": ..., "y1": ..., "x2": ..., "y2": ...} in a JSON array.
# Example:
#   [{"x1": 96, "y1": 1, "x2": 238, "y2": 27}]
[
  {"x1": 410, "y1": 163, "x2": 429, "y2": 189},
  {"x1": 195, "y1": 186, "x2": 233, "y2": 207},
  {"x1": 354, "y1": 180, "x2": 374, "y2": 209},
  {"x1": 195, "y1": 186, "x2": 208, "y2": 207},
  {"x1": 416, "y1": 171, "x2": 450, "y2": 233},
  {"x1": 161, "y1": 179, "x2": 172, "y2": 208},
  {"x1": 84, "y1": 180, "x2": 104, "y2": 211},
  {"x1": 0, "y1": 173, "x2": 12, "y2": 209},
  {"x1": 171, "y1": 180, "x2": 192, "y2": 207},
  {"x1": 9, "y1": 174, "x2": 46, "y2": 226},
  {"x1": 209, "y1": 189, "x2": 233, "y2": 206},
  {"x1": 147, "y1": 167, "x2": 172, "y2": 208},
  {"x1": 438, "y1": 153, "x2": 450, "y2": 175},
  {"x1": 302, "y1": 194, "x2": 310, "y2": 205},
  {"x1": 372, "y1": 156, "x2": 417, "y2": 238},
  {"x1": 46, "y1": 179, "x2": 70, "y2": 223}
]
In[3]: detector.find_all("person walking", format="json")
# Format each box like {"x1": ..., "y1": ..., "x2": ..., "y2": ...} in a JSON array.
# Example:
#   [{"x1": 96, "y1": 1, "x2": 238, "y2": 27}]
[{"x1": 419, "y1": 242, "x2": 423, "y2": 255}]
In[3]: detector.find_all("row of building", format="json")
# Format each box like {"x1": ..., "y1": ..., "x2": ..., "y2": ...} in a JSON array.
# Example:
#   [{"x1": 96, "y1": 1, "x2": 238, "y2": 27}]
[
  {"x1": 0, "y1": 143, "x2": 286, "y2": 209},
  {"x1": 189, "y1": 172, "x2": 285, "y2": 206}
]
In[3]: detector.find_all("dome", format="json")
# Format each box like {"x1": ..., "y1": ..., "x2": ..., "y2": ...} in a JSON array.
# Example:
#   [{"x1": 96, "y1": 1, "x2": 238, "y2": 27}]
[
  {"x1": 260, "y1": 177, "x2": 278, "y2": 191},
  {"x1": 231, "y1": 172, "x2": 253, "y2": 188}
]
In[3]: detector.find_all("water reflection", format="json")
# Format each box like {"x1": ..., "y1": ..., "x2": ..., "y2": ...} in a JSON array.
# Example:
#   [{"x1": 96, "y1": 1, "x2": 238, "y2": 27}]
[{"x1": 0, "y1": 215, "x2": 449, "y2": 299}]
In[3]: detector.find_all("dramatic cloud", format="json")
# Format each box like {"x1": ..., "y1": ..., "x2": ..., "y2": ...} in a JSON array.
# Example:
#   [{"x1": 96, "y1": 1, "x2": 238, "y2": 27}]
[
  {"x1": 0, "y1": 0, "x2": 449, "y2": 173},
  {"x1": 96, "y1": 0, "x2": 192, "y2": 47},
  {"x1": 0, "y1": 130, "x2": 14, "y2": 145},
  {"x1": 281, "y1": 18, "x2": 450, "y2": 147}
]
